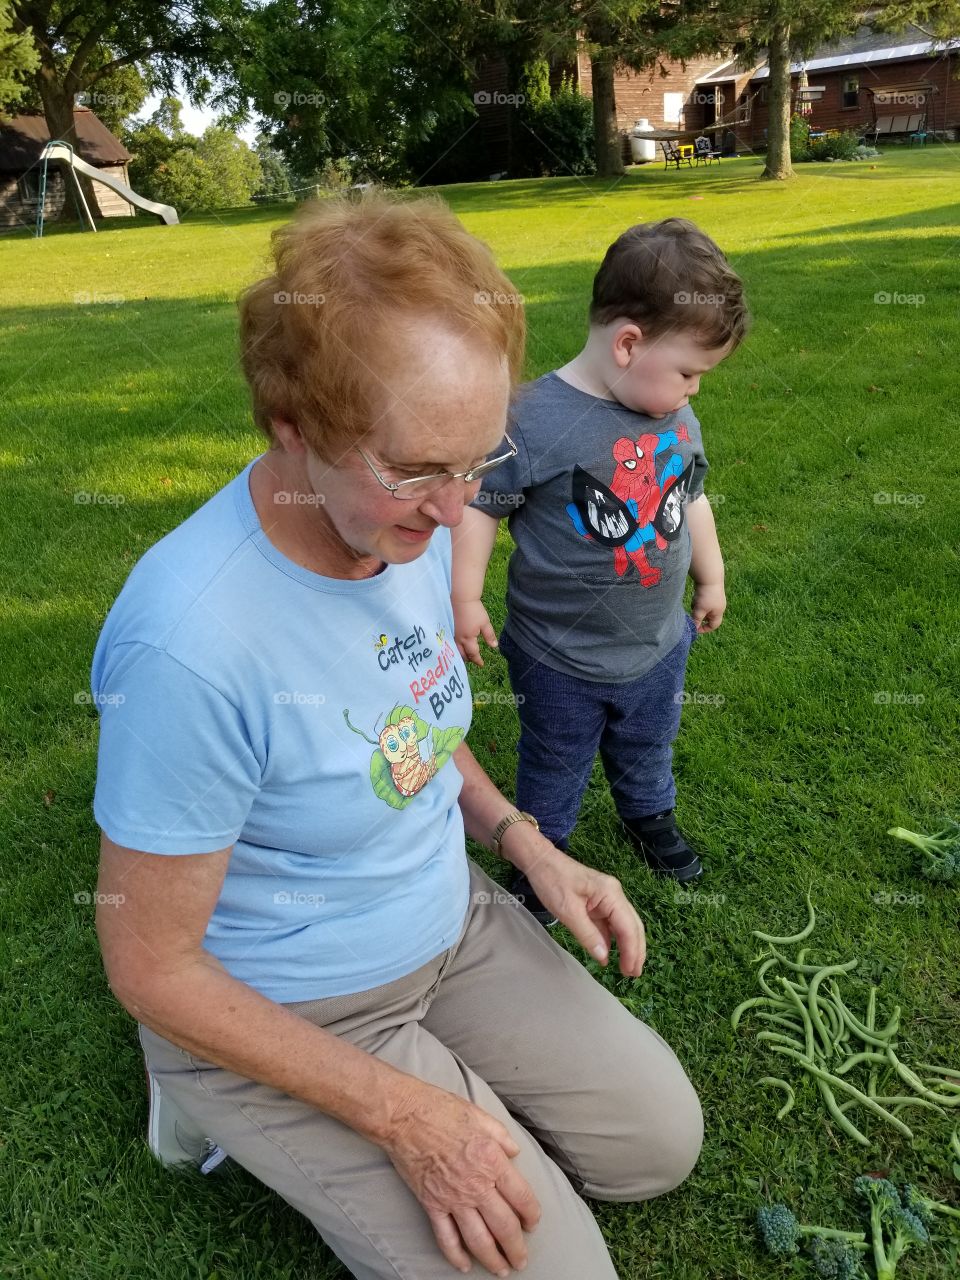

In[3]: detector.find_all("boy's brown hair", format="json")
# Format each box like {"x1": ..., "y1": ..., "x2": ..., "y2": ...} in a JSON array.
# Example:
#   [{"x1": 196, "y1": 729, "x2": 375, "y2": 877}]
[
  {"x1": 239, "y1": 191, "x2": 526, "y2": 459},
  {"x1": 590, "y1": 218, "x2": 748, "y2": 351}
]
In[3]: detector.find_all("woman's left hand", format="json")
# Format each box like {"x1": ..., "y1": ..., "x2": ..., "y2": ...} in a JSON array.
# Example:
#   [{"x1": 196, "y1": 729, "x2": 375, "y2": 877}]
[{"x1": 505, "y1": 836, "x2": 646, "y2": 978}]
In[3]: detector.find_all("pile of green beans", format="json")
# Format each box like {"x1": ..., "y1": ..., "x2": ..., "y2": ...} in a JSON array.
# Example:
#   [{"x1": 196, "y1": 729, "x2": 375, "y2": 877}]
[{"x1": 731, "y1": 892, "x2": 960, "y2": 1146}]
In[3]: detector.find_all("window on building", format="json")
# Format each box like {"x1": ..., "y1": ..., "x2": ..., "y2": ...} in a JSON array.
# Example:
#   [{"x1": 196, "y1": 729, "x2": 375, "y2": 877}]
[
  {"x1": 18, "y1": 171, "x2": 43, "y2": 203},
  {"x1": 842, "y1": 76, "x2": 859, "y2": 108},
  {"x1": 664, "y1": 92, "x2": 684, "y2": 124},
  {"x1": 758, "y1": 85, "x2": 769, "y2": 105}
]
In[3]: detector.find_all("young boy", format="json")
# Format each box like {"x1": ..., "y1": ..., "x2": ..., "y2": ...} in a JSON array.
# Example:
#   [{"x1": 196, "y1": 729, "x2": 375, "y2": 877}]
[{"x1": 452, "y1": 218, "x2": 748, "y2": 924}]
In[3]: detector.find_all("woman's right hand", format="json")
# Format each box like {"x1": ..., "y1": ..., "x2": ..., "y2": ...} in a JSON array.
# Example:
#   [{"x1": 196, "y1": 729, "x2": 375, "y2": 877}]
[
  {"x1": 453, "y1": 599, "x2": 498, "y2": 667},
  {"x1": 383, "y1": 1080, "x2": 541, "y2": 1276}
]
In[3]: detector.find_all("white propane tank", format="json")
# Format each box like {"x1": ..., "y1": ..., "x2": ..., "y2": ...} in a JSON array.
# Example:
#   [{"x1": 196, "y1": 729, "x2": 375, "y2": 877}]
[{"x1": 630, "y1": 118, "x2": 656, "y2": 163}]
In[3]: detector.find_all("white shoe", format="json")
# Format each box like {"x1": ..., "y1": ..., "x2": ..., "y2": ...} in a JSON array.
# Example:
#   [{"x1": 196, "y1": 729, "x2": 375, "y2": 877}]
[{"x1": 145, "y1": 1064, "x2": 228, "y2": 1173}]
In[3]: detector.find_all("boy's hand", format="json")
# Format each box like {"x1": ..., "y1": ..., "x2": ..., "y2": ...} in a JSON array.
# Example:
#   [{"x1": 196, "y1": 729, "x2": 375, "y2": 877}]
[
  {"x1": 691, "y1": 581, "x2": 726, "y2": 633},
  {"x1": 454, "y1": 599, "x2": 498, "y2": 667}
]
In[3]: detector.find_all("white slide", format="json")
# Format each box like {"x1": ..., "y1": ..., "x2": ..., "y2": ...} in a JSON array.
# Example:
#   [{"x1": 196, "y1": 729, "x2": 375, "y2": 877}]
[{"x1": 41, "y1": 141, "x2": 179, "y2": 225}]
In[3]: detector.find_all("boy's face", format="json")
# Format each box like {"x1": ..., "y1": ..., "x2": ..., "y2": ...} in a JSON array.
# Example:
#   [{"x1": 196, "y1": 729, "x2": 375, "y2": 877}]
[{"x1": 608, "y1": 324, "x2": 732, "y2": 419}]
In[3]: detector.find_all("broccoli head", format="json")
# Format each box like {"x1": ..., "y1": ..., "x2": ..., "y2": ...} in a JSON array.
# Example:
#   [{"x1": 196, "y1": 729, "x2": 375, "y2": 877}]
[
  {"x1": 888, "y1": 821, "x2": 960, "y2": 883},
  {"x1": 757, "y1": 1204, "x2": 799, "y2": 1256},
  {"x1": 808, "y1": 1235, "x2": 864, "y2": 1279}
]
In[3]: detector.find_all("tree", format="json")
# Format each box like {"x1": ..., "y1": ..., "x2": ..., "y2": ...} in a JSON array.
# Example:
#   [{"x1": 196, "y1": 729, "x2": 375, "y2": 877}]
[
  {"x1": 238, "y1": 0, "x2": 505, "y2": 184},
  {"x1": 125, "y1": 102, "x2": 261, "y2": 213},
  {"x1": 0, "y1": 0, "x2": 37, "y2": 114},
  {"x1": 10, "y1": 1, "x2": 251, "y2": 214},
  {"x1": 720, "y1": 0, "x2": 960, "y2": 180},
  {"x1": 501, "y1": 1, "x2": 733, "y2": 177},
  {"x1": 253, "y1": 134, "x2": 294, "y2": 201}
]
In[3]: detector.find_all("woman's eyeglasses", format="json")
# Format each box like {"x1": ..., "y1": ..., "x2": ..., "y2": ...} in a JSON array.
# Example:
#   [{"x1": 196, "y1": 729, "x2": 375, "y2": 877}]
[{"x1": 354, "y1": 432, "x2": 517, "y2": 501}]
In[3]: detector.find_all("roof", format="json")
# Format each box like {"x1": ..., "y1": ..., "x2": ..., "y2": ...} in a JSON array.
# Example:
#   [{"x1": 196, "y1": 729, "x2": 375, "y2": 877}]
[
  {"x1": 751, "y1": 22, "x2": 960, "y2": 80},
  {"x1": 695, "y1": 57, "x2": 763, "y2": 85},
  {"x1": 0, "y1": 108, "x2": 131, "y2": 174}
]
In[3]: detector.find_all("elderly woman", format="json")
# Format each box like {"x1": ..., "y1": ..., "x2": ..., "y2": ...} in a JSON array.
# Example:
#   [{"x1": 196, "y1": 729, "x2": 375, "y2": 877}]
[{"x1": 92, "y1": 193, "x2": 702, "y2": 1280}]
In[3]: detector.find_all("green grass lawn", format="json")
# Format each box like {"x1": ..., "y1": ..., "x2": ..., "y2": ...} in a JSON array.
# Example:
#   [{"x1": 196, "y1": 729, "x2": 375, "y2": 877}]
[{"x1": 2, "y1": 147, "x2": 958, "y2": 1279}]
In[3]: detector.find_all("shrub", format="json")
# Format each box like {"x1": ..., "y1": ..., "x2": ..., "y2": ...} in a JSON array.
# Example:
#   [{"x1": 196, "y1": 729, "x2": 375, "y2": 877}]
[
  {"x1": 516, "y1": 70, "x2": 595, "y2": 177},
  {"x1": 807, "y1": 130, "x2": 860, "y2": 162},
  {"x1": 790, "y1": 113, "x2": 811, "y2": 162}
]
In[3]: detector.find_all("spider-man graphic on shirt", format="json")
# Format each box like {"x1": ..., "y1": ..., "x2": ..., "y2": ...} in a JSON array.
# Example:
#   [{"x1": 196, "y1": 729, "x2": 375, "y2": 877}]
[{"x1": 565, "y1": 426, "x2": 696, "y2": 588}]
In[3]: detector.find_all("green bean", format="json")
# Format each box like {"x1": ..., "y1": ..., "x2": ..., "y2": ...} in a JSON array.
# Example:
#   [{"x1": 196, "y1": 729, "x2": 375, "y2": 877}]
[
  {"x1": 758, "y1": 1030, "x2": 809, "y2": 1053},
  {"x1": 866, "y1": 987, "x2": 879, "y2": 1099},
  {"x1": 831, "y1": 995, "x2": 900, "y2": 1049},
  {"x1": 758, "y1": 1076, "x2": 796, "y2": 1120},
  {"x1": 834, "y1": 1051, "x2": 888, "y2": 1075},
  {"x1": 887, "y1": 1048, "x2": 960, "y2": 1106},
  {"x1": 916, "y1": 1063, "x2": 960, "y2": 1082},
  {"x1": 768, "y1": 1044, "x2": 914, "y2": 1138},
  {"x1": 828, "y1": 983, "x2": 900, "y2": 1042},
  {"x1": 874, "y1": 1096, "x2": 948, "y2": 1117},
  {"x1": 770, "y1": 946, "x2": 857, "y2": 978},
  {"x1": 753, "y1": 889, "x2": 816, "y2": 945},
  {"x1": 756, "y1": 957, "x2": 783, "y2": 1001},
  {"x1": 778, "y1": 977, "x2": 816, "y2": 1060},
  {"x1": 815, "y1": 1074, "x2": 871, "y2": 1146},
  {"x1": 809, "y1": 964, "x2": 861, "y2": 1061},
  {"x1": 755, "y1": 1011, "x2": 808, "y2": 1038},
  {"x1": 731, "y1": 996, "x2": 789, "y2": 1031}
]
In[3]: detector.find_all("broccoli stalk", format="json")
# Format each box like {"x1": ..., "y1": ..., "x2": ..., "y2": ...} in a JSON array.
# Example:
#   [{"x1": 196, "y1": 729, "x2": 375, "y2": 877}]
[
  {"x1": 888, "y1": 821, "x2": 960, "y2": 883},
  {"x1": 757, "y1": 1204, "x2": 868, "y2": 1257},
  {"x1": 901, "y1": 1182, "x2": 960, "y2": 1223},
  {"x1": 854, "y1": 1176, "x2": 929, "y2": 1279}
]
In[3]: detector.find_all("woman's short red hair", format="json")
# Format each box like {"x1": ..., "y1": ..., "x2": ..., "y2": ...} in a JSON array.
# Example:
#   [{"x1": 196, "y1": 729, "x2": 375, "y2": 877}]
[{"x1": 239, "y1": 191, "x2": 526, "y2": 457}]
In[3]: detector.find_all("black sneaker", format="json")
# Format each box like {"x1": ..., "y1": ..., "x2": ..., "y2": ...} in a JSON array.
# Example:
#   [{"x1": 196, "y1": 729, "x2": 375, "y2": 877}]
[
  {"x1": 623, "y1": 810, "x2": 704, "y2": 882},
  {"x1": 509, "y1": 870, "x2": 559, "y2": 928}
]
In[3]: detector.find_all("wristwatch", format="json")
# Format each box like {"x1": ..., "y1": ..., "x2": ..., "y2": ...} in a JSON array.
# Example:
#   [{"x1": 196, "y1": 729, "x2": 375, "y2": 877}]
[{"x1": 490, "y1": 810, "x2": 540, "y2": 857}]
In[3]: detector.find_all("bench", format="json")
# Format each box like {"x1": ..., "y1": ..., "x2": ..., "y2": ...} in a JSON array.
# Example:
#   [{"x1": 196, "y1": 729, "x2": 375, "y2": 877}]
[
  {"x1": 868, "y1": 113, "x2": 925, "y2": 144},
  {"x1": 660, "y1": 140, "x2": 692, "y2": 170}
]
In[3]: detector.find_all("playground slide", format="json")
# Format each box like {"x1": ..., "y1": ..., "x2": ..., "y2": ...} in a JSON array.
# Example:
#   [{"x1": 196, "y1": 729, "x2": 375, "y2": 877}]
[{"x1": 41, "y1": 142, "x2": 179, "y2": 225}]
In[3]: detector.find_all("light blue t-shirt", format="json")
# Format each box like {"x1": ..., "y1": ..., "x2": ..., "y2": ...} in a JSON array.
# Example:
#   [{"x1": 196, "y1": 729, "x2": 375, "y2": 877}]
[{"x1": 91, "y1": 456, "x2": 472, "y2": 1002}]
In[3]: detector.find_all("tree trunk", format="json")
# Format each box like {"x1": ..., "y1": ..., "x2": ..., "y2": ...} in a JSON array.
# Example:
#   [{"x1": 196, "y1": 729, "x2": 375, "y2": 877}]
[
  {"x1": 762, "y1": 18, "x2": 793, "y2": 180},
  {"x1": 590, "y1": 53, "x2": 623, "y2": 177},
  {"x1": 37, "y1": 75, "x2": 105, "y2": 221}
]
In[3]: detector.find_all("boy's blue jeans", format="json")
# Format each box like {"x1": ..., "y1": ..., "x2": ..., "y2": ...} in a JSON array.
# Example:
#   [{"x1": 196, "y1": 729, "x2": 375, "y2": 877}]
[{"x1": 499, "y1": 615, "x2": 697, "y2": 847}]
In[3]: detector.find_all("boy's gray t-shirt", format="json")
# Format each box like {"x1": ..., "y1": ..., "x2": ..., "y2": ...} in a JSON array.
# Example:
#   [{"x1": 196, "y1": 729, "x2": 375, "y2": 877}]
[{"x1": 474, "y1": 371, "x2": 709, "y2": 683}]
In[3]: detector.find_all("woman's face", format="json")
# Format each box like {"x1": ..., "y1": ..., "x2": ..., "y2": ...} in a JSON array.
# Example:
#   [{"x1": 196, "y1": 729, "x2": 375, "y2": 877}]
[{"x1": 295, "y1": 321, "x2": 513, "y2": 569}]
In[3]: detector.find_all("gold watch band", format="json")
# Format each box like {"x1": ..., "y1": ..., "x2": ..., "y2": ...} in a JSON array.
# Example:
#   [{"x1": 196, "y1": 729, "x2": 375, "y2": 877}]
[{"x1": 491, "y1": 810, "x2": 539, "y2": 857}]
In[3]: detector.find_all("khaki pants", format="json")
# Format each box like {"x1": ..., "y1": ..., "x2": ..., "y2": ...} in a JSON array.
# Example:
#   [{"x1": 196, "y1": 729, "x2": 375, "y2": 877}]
[{"x1": 139, "y1": 861, "x2": 702, "y2": 1279}]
